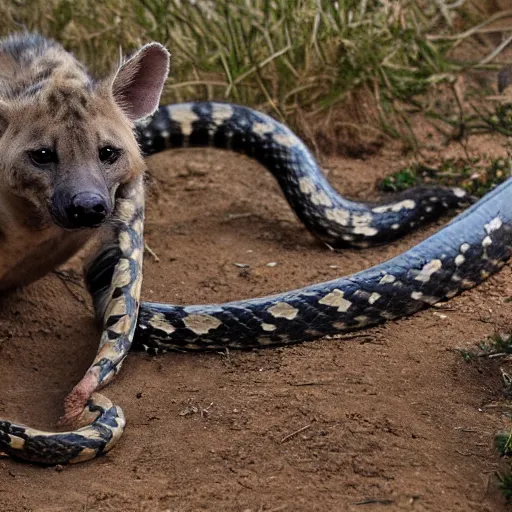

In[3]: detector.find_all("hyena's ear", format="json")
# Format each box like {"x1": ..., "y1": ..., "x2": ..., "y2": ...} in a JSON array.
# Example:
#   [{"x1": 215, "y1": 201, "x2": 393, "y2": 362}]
[{"x1": 111, "y1": 43, "x2": 170, "y2": 122}]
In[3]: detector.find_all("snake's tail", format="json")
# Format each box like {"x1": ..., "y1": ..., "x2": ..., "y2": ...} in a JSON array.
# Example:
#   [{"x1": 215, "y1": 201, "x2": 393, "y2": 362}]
[
  {"x1": 59, "y1": 367, "x2": 101, "y2": 426},
  {"x1": 61, "y1": 178, "x2": 145, "y2": 426},
  {"x1": 0, "y1": 393, "x2": 125, "y2": 465},
  {"x1": 136, "y1": 102, "x2": 472, "y2": 248}
]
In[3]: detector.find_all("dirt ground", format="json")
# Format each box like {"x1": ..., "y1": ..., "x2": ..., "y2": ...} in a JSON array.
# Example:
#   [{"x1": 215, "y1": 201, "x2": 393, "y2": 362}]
[{"x1": 1, "y1": 127, "x2": 512, "y2": 511}]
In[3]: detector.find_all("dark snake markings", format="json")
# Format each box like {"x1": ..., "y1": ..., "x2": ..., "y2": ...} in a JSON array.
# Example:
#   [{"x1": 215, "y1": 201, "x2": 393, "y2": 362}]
[{"x1": 2, "y1": 101, "x2": 512, "y2": 464}]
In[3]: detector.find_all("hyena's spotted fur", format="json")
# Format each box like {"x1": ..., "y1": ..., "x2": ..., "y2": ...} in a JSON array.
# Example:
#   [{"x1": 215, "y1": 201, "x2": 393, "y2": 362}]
[{"x1": 0, "y1": 33, "x2": 169, "y2": 290}]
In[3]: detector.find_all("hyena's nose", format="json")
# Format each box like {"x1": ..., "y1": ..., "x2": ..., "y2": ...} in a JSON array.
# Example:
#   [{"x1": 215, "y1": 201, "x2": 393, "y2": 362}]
[{"x1": 66, "y1": 192, "x2": 109, "y2": 228}]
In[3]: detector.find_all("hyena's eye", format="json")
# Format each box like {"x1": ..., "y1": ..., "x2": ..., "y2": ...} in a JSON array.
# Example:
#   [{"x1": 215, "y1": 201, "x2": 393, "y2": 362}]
[
  {"x1": 99, "y1": 146, "x2": 121, "y2": 164},
  {"x1": 28, "y1": 148, "x2": 58, "y2": 166}
]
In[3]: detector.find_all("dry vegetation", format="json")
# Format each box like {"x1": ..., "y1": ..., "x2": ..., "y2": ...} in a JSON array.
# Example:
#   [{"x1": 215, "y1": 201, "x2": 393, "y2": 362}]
[{"x1": 0, "y1": 0, "x2": 510, "y2": 154}]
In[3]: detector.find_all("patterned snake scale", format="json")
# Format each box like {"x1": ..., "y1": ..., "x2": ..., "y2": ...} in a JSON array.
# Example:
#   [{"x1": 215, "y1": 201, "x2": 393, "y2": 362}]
[{"x1": 1, "y1": 101, "x2": 511, "y2": 465}]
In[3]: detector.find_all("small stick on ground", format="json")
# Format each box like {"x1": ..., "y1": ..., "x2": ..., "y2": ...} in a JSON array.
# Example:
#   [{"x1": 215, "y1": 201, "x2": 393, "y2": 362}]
[
  {"x1": 354, "y1": 498, "x2": 394, "y2": 506},
  {"x1": 144, "y1": 242, "x2": 160, "y2": 262},
  {"x1": 281, "y1": 424, "x2": 311, "y2": 443},
  {"x1": 217, "y1": 347, "x2": 233, "y2": 366},
  {"x1": 454, "y1": 427, "x2": 492, "y2": 434},
  {"x1": 288, "y1": 380, "x2": 333, "y2": 387}
]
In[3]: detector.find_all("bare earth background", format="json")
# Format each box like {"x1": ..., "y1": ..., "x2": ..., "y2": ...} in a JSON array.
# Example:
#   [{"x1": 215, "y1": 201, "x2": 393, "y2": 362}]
[{"x1": 0, "y1": 128, "x2": 512, "y2": 511}]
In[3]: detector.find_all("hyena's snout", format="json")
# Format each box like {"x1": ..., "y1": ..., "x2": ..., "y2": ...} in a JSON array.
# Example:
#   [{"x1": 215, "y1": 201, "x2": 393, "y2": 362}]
[
  {"x1": 50, "y1": 179, "x2": 112, "y2": 229},
  {"x1": 65, "y1": 191, "x2": 110, "y2": 228}
]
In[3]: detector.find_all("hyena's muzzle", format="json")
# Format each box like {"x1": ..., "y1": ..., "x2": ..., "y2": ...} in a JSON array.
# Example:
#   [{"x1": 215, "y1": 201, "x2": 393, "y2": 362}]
[{"x1": 50, "y1": 170, "x2": 112, "y2": 229}]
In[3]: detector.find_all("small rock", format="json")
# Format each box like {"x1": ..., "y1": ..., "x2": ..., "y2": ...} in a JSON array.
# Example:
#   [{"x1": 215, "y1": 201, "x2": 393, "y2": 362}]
[
  {"x1": 186, "y1": 162, "x2": 208, "y2": 176},
  {"x1": 184, "y1": 180, "x2": 207, "y2": 191},
  {"x1": 179, "y1": 405, "x2": 199, "y2": 417}
]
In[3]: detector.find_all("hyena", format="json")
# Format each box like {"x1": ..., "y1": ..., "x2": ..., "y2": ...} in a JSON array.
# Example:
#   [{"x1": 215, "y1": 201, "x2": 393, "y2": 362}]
[{"x1": 0, "y1": 32, "x2": 169, "y2": 291}]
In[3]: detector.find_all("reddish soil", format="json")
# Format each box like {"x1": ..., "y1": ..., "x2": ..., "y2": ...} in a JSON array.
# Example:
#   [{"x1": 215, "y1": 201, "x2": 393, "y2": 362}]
[{"x1": 1, "y1": 132, "x2": 512, "y2": 511}]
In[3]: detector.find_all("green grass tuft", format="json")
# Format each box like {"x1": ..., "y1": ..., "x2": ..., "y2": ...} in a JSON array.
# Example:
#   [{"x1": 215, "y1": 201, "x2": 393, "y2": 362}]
[
  {"x1": 459, "y1": 332, "x2": 512, "y2": 360},
  {"x1": 496, "y1": 431, "x2": 512, "y2": 457},
  {"x1": 497, "y1": 469, "x2": 512, "y2": 501},
  {"x1": 380, "y1": 155, "x2": 511, "y2": 197}
]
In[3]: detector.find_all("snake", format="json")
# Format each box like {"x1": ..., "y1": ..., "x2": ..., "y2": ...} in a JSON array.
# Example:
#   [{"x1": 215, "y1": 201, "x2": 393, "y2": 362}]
[{"x1": 1, "y1": 101, "x2": 511, "y2": 465}]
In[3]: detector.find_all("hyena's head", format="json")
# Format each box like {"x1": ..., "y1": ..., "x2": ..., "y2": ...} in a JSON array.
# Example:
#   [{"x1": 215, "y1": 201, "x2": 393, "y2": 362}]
[{"x1": 0, "y1": 38, "x2": 169, "y2": 230}]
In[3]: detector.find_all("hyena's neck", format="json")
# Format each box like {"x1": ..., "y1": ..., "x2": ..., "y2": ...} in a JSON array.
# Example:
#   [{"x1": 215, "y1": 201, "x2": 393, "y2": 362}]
[
  {"x1": 0, "y1": 33, "x2": 90, "y2": 101},
  {"x1": 0, "y1": 228, "x2": 90, "y2": 292},
  {"x1": 0, "y1": 190, "x2": 91, "y2": 291}
]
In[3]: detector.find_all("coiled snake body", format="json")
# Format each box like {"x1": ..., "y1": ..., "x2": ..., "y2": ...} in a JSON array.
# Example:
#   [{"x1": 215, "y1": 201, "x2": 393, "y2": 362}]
[{"x1": 2, "y1": 102, "x2": 512, "y2": 465}]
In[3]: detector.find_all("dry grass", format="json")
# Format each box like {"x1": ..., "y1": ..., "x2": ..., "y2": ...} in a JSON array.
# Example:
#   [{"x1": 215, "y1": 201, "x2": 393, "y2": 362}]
[{"x1": 0, "y1": 0, "x2": 503, "y2": 154}]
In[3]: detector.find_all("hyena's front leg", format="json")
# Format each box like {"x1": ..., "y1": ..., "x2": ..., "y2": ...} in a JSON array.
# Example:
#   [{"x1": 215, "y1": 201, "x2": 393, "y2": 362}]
[{"x1": 60, "y1": 176, "x2": 145, "y2": 425}]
